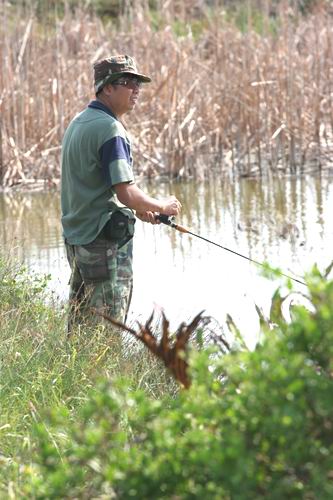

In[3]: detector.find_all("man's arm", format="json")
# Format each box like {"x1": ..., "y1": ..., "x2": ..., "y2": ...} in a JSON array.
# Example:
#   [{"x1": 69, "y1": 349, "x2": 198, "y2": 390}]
[{"x1": 114, "y1": 182, "x2": 181, "y2": 216}]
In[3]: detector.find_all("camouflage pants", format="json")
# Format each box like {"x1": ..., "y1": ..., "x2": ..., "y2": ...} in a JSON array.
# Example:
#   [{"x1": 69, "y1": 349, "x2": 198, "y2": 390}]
[{"x1": 65, "y1": 235, "x2": 133, "y2": 332}]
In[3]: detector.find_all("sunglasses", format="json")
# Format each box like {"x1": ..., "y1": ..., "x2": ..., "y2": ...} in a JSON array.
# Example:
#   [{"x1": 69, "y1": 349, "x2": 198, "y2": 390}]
[{"x1": 113, "y1": 77, "x2": 144, "y2": 90}]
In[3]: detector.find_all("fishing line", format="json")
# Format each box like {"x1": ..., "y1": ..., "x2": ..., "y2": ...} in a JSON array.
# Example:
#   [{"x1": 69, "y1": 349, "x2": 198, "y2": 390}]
[{"x1": 156, "y1": 214, "x2": 306, "y2": 287}]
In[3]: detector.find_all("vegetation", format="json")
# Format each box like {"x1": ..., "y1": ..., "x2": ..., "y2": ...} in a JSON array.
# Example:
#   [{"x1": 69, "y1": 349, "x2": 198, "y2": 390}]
[
  {"x1": 0, "y1": 253, "x2": 332, "y2": 497},
  {"x1": 0, "y1": 0, "x2": 332, "y2": 186},
  {"x1": 1, "y1": 2, "x2": 331, "y2": 497},
  {"x1": 0, "y1": 256, "x2": 178, "y2": 496}
]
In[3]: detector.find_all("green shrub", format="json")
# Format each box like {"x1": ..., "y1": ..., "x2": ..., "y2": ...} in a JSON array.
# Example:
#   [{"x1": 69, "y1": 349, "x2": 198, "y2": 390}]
[{"x1": 22, "y1": 264, "x2": 333, "y2": 498}]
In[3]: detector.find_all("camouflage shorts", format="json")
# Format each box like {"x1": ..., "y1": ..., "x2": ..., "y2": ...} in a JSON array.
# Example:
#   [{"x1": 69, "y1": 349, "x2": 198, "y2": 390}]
[{"x1": 65, "y1": 234, "x2": 133, "y2": 332}]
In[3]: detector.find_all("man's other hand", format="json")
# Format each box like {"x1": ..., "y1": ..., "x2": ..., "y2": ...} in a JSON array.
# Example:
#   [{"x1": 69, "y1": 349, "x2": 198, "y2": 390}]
[
  {"x1": 136, "y1": 211, "x2": 159, "y2": 224},
  {"x1": 160, "y1": 196, "x2": 182, "y2": 216}
]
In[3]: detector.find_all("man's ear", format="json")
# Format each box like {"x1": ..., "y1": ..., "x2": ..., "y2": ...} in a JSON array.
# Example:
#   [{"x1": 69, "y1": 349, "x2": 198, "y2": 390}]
[{"x1": 103, "y1": 83, "x2": 115, "y2": 96}]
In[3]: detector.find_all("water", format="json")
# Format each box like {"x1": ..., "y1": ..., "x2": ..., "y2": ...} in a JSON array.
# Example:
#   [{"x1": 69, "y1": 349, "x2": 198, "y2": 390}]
[{"x1": 0, "y1": 174, "x2": 332, "y2": 348}]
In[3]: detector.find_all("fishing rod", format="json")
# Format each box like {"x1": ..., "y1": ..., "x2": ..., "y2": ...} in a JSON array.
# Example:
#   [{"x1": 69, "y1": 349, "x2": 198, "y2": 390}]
[{"x1": 156, "y1": 214, "x2": 306, "y2": 287}]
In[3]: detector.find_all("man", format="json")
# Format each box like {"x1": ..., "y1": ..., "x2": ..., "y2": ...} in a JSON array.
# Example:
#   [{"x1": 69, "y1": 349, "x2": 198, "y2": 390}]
[{"x1": 61, "y1": 55, "x2": 181, "y2": 331}]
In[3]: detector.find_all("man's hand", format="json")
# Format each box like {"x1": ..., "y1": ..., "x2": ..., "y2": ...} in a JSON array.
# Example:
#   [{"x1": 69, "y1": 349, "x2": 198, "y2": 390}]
[
  {"x1": 159, "y1": 196, "x2": 182, "y2": 216},
  {"x1": 136, "y1": 211, "x2": 160, "y2": 224},
  {"x1": 115, "y1": 183, "x2": 182, "y2": 216}
]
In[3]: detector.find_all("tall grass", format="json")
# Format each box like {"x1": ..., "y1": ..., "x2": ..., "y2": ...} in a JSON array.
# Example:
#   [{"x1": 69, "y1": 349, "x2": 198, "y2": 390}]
[
  {"x1": 0, "y1": 0, "x2": 332, "y2": 186},
  {"x1": 0, "y1": 255, "x2": 178, "y2": 494}
]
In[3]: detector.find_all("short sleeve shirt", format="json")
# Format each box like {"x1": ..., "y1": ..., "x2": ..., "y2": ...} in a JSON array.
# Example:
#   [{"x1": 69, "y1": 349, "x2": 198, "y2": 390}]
[{"x1": 61, "y1": 100, "x2": 134, "y2": 245}]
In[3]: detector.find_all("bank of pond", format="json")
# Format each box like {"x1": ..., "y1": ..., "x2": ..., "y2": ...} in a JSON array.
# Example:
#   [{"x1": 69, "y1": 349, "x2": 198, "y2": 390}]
[{"x1": 0, "y1": 253, "x2": 332, "y2": 497}]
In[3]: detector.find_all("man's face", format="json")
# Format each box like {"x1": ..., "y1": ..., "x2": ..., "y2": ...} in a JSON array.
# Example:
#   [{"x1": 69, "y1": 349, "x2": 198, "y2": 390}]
[{"x1": 105, "y1": 76, "x2": 144, "y2": 117}]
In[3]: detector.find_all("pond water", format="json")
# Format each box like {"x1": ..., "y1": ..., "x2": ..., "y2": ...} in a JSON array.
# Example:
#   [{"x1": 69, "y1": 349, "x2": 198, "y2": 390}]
[{"x1": 0, "y1": 174, "x2": 332, "y2": 348}]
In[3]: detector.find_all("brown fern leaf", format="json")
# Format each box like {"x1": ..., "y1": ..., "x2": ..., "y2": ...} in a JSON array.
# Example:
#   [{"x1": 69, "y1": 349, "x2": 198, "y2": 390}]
[{"x1": 96, "y1": 309, "x2": 205, "y2": 389}]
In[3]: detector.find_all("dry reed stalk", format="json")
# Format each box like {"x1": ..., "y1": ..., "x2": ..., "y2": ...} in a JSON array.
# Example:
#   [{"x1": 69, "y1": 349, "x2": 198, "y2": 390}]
[
  {"x1": 97, "y1": 309, "x2": 205, "y2": 389},
  {"x1": 0, "y1": 117, "x2": 3, "y2": 182},
  {"x1": 0, "y1": 2, "x2": 332, "y2": 186}
]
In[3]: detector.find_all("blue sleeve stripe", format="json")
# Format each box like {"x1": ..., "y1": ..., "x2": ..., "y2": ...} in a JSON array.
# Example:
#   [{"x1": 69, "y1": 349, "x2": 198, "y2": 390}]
[
  {"x1": 99, "y1": 136, "x2": 131, "y2": 167},
  {"x1": 99, "y1": 136, "x2": 132, "y2": 186}
]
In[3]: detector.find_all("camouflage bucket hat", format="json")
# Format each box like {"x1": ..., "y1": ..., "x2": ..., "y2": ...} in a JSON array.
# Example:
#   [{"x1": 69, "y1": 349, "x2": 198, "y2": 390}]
[{"x1": 93, "y1": 55, "x2": 151, "y2": 94}]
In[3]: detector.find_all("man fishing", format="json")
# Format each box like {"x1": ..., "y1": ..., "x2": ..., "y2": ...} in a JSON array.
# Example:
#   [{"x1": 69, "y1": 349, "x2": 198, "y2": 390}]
[{"x1": 61, "y1": 55, "x2": 182, "y2": 332}]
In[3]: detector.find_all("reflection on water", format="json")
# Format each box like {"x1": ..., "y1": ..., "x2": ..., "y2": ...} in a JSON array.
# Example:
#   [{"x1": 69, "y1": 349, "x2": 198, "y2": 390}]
[{"x1": 0, "y1": 174, "x2": 332, "y2": 347}]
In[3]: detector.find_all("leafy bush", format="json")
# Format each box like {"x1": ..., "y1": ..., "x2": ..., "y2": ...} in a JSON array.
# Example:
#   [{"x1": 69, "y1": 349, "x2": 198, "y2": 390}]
[{"x1": 22, "y1": 264, "x2": 333, "y2": 498}]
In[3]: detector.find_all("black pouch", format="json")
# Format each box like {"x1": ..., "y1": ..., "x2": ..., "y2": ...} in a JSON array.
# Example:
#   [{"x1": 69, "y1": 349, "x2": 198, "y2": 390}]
[{"x1": 104, "y1": 207, "x2": 136, "y2": 248}]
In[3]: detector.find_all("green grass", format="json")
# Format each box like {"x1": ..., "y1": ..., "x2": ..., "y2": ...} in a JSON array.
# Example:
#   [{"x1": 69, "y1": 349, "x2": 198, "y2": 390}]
[{"x1": 0, "y1": 256, "x2": 177, "y2": 496}]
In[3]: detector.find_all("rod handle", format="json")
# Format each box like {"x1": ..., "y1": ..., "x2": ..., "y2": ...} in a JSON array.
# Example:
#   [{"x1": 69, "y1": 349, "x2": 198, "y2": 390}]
[
  {"x1": 173, "y1": 224, "x2": 189, "y2": 234},
  {"x1": 155, "y1": 214, "x2": 189, "y2": 234},
  {"x1": 155, "y1": 214, "x2": 174, "y2": 225}
]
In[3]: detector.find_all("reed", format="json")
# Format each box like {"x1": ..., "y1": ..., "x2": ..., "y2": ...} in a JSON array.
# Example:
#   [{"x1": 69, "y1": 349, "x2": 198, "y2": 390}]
[{"x1": 0, "y1": 0, "x2": 332, "y2": 186}]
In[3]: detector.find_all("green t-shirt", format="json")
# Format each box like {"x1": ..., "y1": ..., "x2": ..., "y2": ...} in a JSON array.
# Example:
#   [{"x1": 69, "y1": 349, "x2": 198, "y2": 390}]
[{"x1": 61, "y1": 100, "x2": 134, "y2": 245}]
